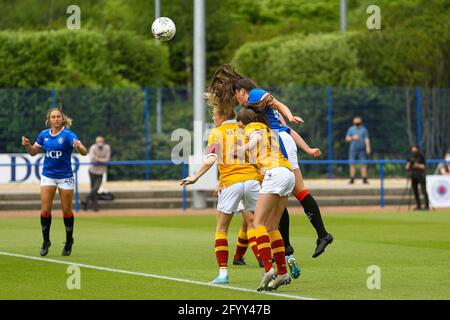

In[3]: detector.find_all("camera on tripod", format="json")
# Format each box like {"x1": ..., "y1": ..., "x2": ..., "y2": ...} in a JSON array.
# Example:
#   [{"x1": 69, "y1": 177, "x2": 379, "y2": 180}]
[
  {"x1": 407, "y1": 155, "x2": 423, "y2": 173},
  {"x1": 399, "y1": 145, "x2": 430, "y2": 211}
]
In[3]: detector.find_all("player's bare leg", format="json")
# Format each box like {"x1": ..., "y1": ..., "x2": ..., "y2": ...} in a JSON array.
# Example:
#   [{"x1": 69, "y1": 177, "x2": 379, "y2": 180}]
[
  {"x1": 292, "y1": 168, "x2": 333, "y2": 258},
  {"x1": 254, "y1": 194, "x2": 278, "y2": 291},
  {"x1": 233, "y1": 213, "x2": 251, "y2": 266},
  {"x1": 39, "y1": 186, "x2": 57, "y2": 256},
  {"x1": 210, "y1": 211, "x2": 234, "y2": 284},
  {"x1": 59, "y1": 188, "x2": 74, "y2": 256},
  {"x1": 267, "y1": 196, "x2": 292, "y2": 290}
]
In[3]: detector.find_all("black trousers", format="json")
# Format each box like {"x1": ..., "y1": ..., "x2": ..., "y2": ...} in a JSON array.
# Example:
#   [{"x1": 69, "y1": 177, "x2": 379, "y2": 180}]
[
  {"x1": 411, "y1": 174, "x2": 430, "y2": 209},
  {"x1": 86, "y1": 172, "x2": 103, "y2": 208}
]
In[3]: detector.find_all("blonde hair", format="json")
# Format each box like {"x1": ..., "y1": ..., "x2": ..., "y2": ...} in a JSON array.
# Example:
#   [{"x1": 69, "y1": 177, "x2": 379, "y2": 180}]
[
  {"x1": 206, "y1": 64, "x2": 243, "y2": 118},
  {"x1": 45, "y1": 107, "x2": 73, "y2": 128},
  {"x1": 205, "y1": 92, "x2": 235, "y2": 120}
]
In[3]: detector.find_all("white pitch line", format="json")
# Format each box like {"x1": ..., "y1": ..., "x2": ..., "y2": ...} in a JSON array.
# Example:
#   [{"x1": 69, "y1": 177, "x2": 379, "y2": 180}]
[{"x1": 0, "y1": 251, "x2": 318, "y2": 300}]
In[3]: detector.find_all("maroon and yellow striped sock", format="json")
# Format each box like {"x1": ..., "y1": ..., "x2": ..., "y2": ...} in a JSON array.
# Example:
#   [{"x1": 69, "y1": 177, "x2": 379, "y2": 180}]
[
  {"x1": 233, "y1": 229, "x2": 248, "y2": 260},
  {"x1": 255, "y1": 226, "x2": 273, "y2": 272},
  {"x1": 215, "y1": 232, "x2": 228, "y2": 268},
  {"x1": 269, "y1": 230, "x2": 287, "y2": 275},
  {"x1": 247, "y1": 228, "x2": 260, "y2": 261}
]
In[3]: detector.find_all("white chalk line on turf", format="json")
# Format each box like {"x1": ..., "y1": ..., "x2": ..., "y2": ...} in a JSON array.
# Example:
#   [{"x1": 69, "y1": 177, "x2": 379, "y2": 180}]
[{"x1": 0, "y1": 251, "x2": 318, "y2": 300}]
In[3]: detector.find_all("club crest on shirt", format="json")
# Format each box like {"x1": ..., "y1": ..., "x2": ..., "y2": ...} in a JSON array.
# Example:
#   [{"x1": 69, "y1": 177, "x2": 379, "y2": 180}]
[
  {"x1": 58, "y1": 137, "x2": 64, "y2": 144},
  {"x1": 273, "y1": 110, "x2": 280, "y2": 119}
]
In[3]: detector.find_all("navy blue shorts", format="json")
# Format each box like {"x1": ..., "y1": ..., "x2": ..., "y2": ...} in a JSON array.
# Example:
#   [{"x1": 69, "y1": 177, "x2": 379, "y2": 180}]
[{"x1": 349, "y1": 149, "x2": 367, "y2": 162}]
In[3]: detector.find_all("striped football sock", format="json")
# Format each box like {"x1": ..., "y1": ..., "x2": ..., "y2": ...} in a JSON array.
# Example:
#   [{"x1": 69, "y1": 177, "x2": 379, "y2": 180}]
[
  {"x1": 247, "y1": 228, "x2": 260, "y2": 261},
  {"x1": 233, "y1": 229, "x2": 249, "y2": 260},
  {"x1": 215, "y1": 232, "x2": 228, "y2": 268},
  {"x1": 255, "y1": 226, "x2": 273, "y2": 272},
  {"x1": 269, "y1": 230, "x2": 287, "y2": 275}
]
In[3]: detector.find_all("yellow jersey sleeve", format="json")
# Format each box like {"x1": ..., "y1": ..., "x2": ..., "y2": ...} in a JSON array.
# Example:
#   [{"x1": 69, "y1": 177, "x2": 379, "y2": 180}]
[
  {"x1": 244, "y1": 122, "x2": 265, "y2": 139},
  {"x1": 212, "y1": 123, "x2": 262, "y2": 188},
  {"x1": 243, "y1": 122, "x2": 292, "y2": 171}
]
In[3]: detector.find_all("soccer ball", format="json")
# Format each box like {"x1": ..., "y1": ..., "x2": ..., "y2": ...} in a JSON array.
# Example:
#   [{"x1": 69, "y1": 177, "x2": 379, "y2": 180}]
[{"x1": 151, "y1": 17, "x2": 176, "y2": 41}]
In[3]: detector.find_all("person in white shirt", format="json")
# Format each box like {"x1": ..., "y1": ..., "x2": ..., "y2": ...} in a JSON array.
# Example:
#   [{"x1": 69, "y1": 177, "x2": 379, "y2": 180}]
[{"x1": 436, "y1": 150, "x2": 450, "y2": 176}]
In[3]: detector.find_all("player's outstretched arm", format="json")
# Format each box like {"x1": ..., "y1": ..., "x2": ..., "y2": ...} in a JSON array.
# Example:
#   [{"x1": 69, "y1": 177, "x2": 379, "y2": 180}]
[
  {"x1": 270, "y1": 97, "x2": 304, "y2": 124},
  {"x1": 279, "y1": 115, "x2": 321, "y2": 158},
  {"x1": 290, "y1": 129, "x2": 321, "y2": 158},
  {"x1": 180, "y1": 155, "x2": 217, "y2": 186},
  {"x1": 21, "y1": 136, "x2": 41, "y2": 156}
]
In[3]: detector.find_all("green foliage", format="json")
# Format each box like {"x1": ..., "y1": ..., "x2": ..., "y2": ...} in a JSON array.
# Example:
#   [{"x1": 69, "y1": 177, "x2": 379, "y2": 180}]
[
  {"x1": 1, "y1": 0, "x2": 449, "y2": 174},
  {"x1": 348, "y1": 0, "x2": 450, "y2": 88},
  {"x1": 233, "y1": 32, "x2": 368, "y2": 87},
  {"x1": 1, "y1": 0, "x2": 449, "y2": 88},
  {"x1": 350, "y1": 28, "x2": 446, "y2": 88},
  {"x1": 233, "y1": 0, "x2": 450, "y2": 89},
  {"x1": 105, "y1": 31, "x2": 171, "y2": 86},
  {"x1": 0, "y1": 30, "x2": 169, "y2": 88}
]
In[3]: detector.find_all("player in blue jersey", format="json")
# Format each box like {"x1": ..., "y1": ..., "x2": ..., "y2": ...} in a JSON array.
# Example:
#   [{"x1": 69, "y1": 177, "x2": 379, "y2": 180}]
[
  {"x1": 22, "y1": 108, "x2": 87, "y2": 257},
  {"x1": 208, "y1": 64, "x2": 334, "y2": 277}
]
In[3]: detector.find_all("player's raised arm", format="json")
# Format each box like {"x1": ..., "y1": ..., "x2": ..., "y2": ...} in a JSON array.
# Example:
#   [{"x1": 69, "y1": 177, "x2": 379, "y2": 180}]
[
  {"x1": 21, "y1": 136, "x2": 42, "y2": 156},
  {"x1": 290, "y1": 130, "x2": 321, "y2": 158},
  {"x1": 278, "y1": 115, "x2": 321, "y2": 158},
  {"x1": 270, "y1": 97, "x2": 304, "y2": 124}
]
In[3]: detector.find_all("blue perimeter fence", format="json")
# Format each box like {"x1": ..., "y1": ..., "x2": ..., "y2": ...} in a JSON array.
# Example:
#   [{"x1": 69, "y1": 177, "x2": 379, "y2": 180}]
[
  {"x1": 1, "y1": 86, "x2": 449, "y2": 181},
  {"x1": 2, "y1": 159, "x2": 448, "y2": 211}
]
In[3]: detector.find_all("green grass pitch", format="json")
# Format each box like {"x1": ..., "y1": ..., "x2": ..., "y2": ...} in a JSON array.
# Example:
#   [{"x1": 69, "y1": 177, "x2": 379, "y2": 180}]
[{"x1": 1, "y1": 210, "x2": 449, "y2": 300}]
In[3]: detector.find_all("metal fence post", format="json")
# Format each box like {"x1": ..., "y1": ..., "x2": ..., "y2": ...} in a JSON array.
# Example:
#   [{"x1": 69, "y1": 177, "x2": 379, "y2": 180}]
[
  {"x1": 181, "y1": 162, "x2": 188, "y2": 211},
  {"x1": 144, "y1": 87, "x2": 151, "y2": 180},
  {"x1": 327, "y1": 86, "x2": 333, "y2": 178},
  {"x1": 416, "y1": 87, "x2": 422, "y2": 147},
  {"x1": 380, "y1": 161, "x2": 385, "y2": 208},
  {"x1": 74, "y1": 170, "x2": 79, "y2": 212},
  {"x1": 51, "y1": 88, "x2": 56, "y2": 108},
  {"x1": 156, "y1": 87, "x2": 162, "y2": 134}
]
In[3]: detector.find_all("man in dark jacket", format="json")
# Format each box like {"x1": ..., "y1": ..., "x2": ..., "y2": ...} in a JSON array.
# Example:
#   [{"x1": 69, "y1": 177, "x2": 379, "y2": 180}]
[{"x1": 406, "y1": 145, "x2": 430, "y2": 211}]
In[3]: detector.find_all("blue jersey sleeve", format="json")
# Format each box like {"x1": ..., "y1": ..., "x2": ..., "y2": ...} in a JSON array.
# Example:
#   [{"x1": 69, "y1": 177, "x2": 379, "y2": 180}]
[
  {"x1": 35, "y1": 130, "x2": 46, "y2": 146},
  {"x1": 68, "y1": 131, "x2": 79, "y2": 146}
]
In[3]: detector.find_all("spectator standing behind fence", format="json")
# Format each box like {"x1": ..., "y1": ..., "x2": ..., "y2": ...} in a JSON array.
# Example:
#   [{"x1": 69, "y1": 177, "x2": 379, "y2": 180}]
[
  {"x1": 435, "y1": 149, "x2": 450, "y2": 175},
  {"x1": 345, "y1": 116, "x2": 371, "y2": 184},
  {"x1": 81, "y1": 136, "x2": 111, "y2": 211},
  {"x1": 406, "y1": 145, "x2": 430, "y2": 211}
]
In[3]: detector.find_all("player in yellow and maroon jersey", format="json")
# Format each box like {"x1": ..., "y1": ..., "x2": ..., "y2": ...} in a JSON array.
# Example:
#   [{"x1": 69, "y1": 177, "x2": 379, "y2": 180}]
[
  {"x1": 209, "y1": 64, "x2": 333, "y2": 269},
  {"x1": 181, "y1": 103, "x2": 262, "y2": 285},
  {"x1": 235, "y1": 108, "x2": 295, "y2": 291}
]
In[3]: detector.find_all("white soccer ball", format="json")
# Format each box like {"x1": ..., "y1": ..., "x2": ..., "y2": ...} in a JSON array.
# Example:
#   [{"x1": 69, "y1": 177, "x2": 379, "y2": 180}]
[{"x1": 151, "y1": 17, "x2": 176, "y2": 41}]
